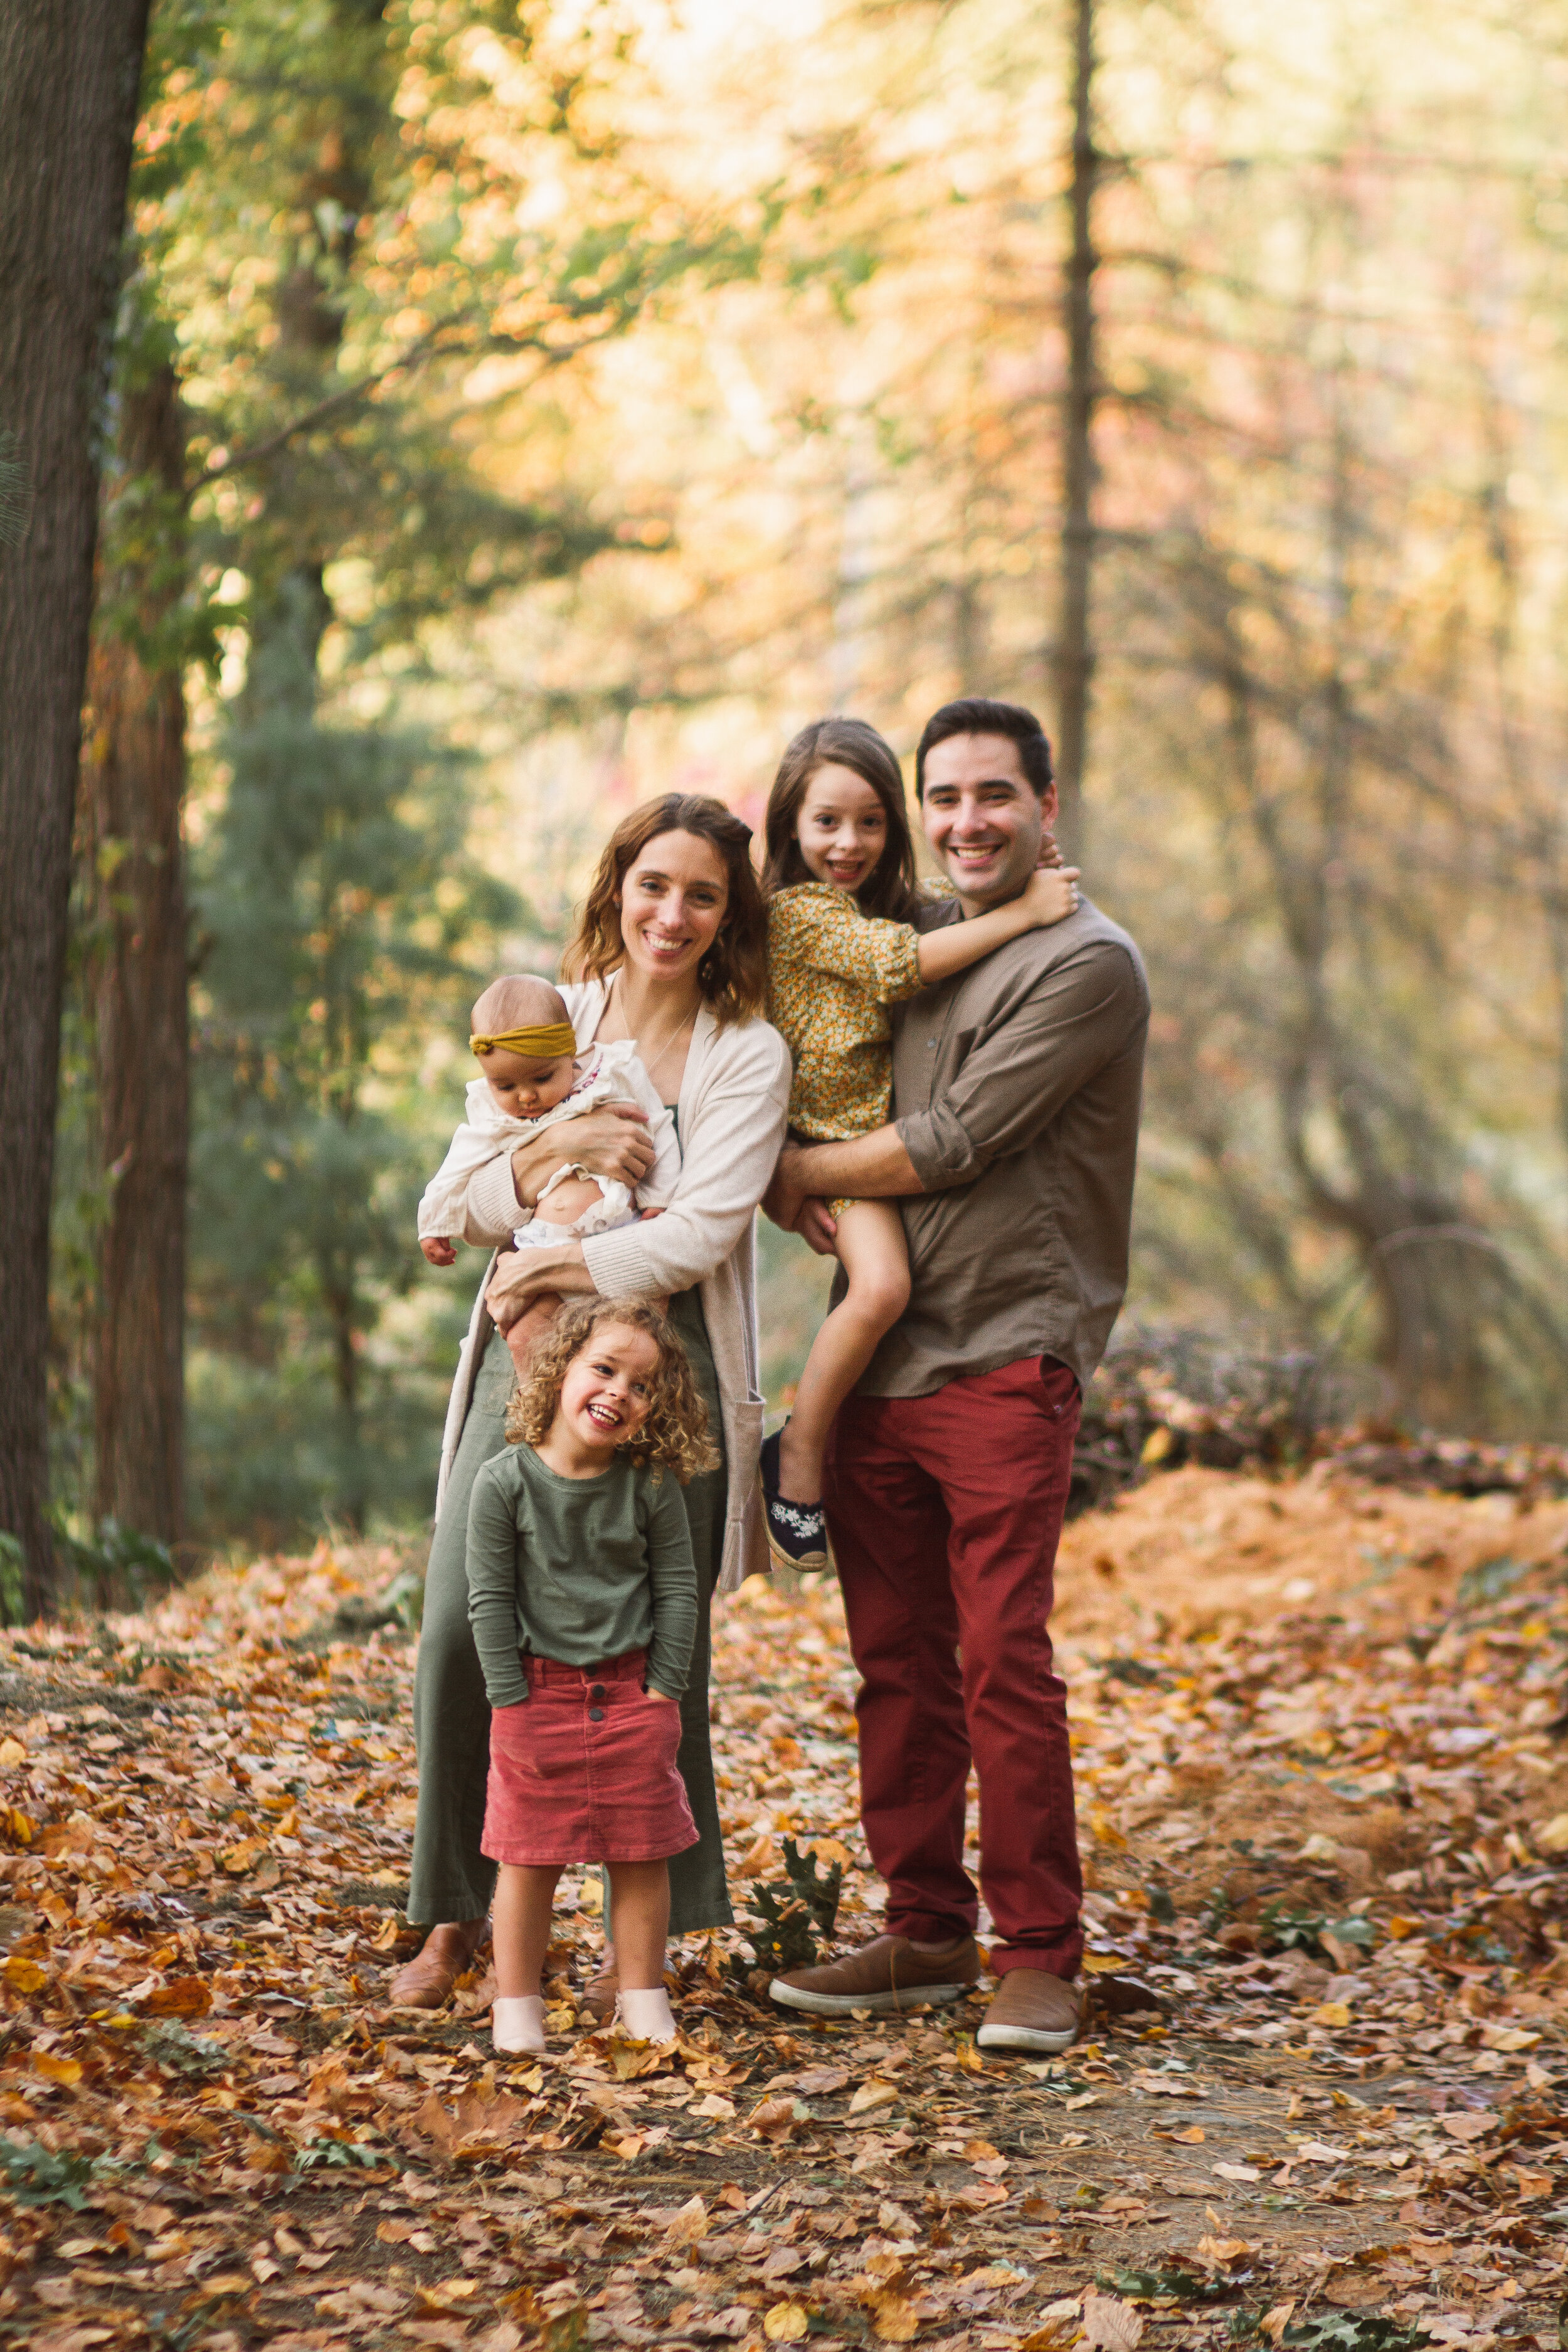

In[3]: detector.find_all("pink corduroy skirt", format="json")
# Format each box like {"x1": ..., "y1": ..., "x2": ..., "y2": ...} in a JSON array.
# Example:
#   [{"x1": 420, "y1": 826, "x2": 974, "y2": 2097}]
[{"x1": 480, "y1": 1648, "x2": 697, "y2": 1868}]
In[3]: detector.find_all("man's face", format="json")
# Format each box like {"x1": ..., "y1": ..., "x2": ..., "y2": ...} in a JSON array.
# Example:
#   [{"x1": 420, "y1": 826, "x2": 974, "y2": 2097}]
[{"x1": 920, "y1": 732, "x2": 1056, "y2": 913}]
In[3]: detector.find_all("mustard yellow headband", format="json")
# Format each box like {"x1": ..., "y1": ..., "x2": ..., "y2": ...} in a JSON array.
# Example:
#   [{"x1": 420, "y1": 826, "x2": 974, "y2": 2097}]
[{"x1": 470, "y1": 1023, "x2": 577, "y2": 1059}]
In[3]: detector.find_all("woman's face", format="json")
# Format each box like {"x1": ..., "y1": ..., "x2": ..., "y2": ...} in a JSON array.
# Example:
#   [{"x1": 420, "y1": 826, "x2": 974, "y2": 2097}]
[{"x1": 615, "y1": 828, "x2": 729, "y2": 985}]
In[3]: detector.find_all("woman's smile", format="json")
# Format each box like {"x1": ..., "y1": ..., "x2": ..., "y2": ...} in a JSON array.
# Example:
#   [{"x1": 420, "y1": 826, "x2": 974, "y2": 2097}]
[{"x1": 613, "y1": 830, "x2": 729, "y2": 984}]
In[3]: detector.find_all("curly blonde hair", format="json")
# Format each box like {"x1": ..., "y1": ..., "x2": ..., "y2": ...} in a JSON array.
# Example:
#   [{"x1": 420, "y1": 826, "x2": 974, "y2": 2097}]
[{"x1": 504, "y1": 1297, "x2": 720, "y2": 1485}]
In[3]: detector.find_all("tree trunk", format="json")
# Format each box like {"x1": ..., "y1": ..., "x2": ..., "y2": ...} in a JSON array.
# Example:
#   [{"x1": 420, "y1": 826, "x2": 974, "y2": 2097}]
[
  {"x1": 80, "y1": 361, "x2": 189, "y2": 1545},
  {"x1": 0, "y1": 3, "x2": 152, "y2": 1615},
  {"x1": 1053, "y1": 0, "x2": 1098, "y2": 858}
]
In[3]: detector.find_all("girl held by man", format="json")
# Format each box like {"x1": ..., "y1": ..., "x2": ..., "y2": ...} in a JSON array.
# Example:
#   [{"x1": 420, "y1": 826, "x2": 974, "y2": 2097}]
[{"x1": 757, "y1": 718, "x2": 1081, "y2": 1567}]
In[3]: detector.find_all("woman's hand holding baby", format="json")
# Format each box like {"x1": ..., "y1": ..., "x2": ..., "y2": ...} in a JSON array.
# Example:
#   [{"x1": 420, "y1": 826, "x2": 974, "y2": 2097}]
[
  {"x1": 508, "y1": 1102, "x2": 655, "y2": 1209},
  {"x1": 487, "y1": 1239, "x2": 596, "y2": 1330}
]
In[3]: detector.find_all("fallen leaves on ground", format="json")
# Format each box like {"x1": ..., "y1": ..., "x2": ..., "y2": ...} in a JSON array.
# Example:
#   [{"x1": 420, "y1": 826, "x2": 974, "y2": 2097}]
[{"x1": 0, "y1": 1471, "x2": 1561, "y2": 2346}]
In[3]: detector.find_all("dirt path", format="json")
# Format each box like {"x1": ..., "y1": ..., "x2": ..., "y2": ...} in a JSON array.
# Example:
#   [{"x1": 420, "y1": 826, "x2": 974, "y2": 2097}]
[{"x1": 0, "y1": 1467, "x2": 1564, "y2": 2349}]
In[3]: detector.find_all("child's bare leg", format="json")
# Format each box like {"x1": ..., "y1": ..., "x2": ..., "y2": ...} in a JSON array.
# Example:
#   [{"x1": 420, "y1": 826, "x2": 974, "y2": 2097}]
[
  {"x1": 608, "y1": 1857, "x2": 675, "y2": 2040},
  {"x1": 491, "y1": 1862, "x2": 561, "y2": 2054},
  {"x1": 492, "y1": 1863, "x2": 562, "y2": 1998},
  {"x1": 503, "y1": 1292, "x2": 563, "y2": 1378},
  {"x1": 777, "y1": 1200, "x2": 910, "y2": 1503},
  {"x1": 607, "y1": 1858, "x2": 671, "y2": 1989}
]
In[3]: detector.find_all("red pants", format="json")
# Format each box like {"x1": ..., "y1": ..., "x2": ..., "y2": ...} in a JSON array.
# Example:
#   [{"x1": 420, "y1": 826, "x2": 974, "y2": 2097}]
[{"x1": 823, "y1": 1355, "x2": 1083, "y2": 1979}]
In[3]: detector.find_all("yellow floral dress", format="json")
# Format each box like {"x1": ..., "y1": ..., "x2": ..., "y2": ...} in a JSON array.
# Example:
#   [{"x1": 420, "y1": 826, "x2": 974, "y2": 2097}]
[{"x1": 766, "y1": 881, "x2": 949, "y2": 1216}]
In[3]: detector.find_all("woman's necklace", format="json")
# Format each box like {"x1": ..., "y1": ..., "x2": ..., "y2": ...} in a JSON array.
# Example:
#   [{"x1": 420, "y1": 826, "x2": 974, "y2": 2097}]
[{"x1": 606, "y1": 975, "x2": 696, "y2": 1091}]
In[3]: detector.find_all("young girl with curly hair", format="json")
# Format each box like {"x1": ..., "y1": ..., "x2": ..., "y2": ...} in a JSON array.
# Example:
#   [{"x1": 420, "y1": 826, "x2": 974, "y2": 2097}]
[{"x1": 464, "y1": 1297, "x2": 719, "y2": 2053}]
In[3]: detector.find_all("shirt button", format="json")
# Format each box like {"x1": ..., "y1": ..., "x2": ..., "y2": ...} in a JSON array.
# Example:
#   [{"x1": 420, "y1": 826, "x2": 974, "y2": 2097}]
[
  {"x1": 927, "y1": 1038, "x2": 937, "y2": 1049},
  {"x1": 589, "y1": 1707, "x2": 605, "y2": 1723},
  {"x1": 590, "y1": 1683, "x2": 607, "y2": 1700}
]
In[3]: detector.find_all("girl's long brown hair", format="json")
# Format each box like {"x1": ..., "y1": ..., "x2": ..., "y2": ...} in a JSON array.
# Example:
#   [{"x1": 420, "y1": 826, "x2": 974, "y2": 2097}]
[
  {"x1": 760, "y1": 717, "x2": 918, "y2": 921},
  {"x1": 506, "y1": 1297, "x2": 719, "y2": 1485},
  {"x1": 562, "y1": 793, "x2": 768, "y2": 1026}
]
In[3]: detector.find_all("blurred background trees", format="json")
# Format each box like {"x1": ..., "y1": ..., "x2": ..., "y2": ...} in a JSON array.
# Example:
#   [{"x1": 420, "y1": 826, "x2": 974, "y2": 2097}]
[{"x1": 29, "y1": 0, "x2": 1568, "y2": 1568}]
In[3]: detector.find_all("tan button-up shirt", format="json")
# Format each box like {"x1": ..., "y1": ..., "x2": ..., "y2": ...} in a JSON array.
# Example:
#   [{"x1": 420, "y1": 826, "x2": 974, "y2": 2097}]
[{"x1": 857, "y1": 894, "x2": 1148, "y2": 1399}]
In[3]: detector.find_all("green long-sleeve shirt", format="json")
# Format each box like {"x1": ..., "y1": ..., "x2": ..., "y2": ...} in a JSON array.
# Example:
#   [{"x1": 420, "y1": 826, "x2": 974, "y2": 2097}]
[{"x1": 464, "y1": 1443, "x2": 698, "y2": 1710}]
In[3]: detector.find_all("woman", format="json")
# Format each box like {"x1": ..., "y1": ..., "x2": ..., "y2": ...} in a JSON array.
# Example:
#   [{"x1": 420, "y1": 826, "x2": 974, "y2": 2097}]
[{"x1": 393, "y1": 794, "x2": 791, "y2": 2011}]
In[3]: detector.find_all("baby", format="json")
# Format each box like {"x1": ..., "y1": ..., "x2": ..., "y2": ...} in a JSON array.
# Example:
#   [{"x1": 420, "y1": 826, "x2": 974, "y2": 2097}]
[{"x1": 418, "y1": 975, "x2": 679, "y2": 1365}]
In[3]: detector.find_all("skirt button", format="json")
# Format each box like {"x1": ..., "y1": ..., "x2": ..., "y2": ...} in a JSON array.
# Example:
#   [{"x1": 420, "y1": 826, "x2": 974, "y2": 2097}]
[
  {"x1": 588, "y1": 1707, "x2": 605, "y2": 1722},
  {"x1": 590, "y1": 1683, "x2": 607, "y2": 1700}
]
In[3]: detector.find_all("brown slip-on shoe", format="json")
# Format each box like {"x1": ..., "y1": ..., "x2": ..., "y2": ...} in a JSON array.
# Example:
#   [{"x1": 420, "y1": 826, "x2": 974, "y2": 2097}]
[
  {"x1": 388, "y1": 1919, "x2": 486, "y2": 2011},
  {"x1": 583, "y1": 1951, "x2": 618, "y2": 2025},
  {"x1": 975, "y1": 1967, "x2": 1081, "y2": 2054},
  {"x1": 770, "y1": 1932, "x2": 981, "y2": 2016}
]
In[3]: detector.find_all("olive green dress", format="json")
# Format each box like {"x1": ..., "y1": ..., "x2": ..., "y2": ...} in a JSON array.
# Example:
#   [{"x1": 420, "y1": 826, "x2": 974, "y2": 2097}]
[{"x1": 406, "y1": 1284, "x2": 733, "y2": 1935}]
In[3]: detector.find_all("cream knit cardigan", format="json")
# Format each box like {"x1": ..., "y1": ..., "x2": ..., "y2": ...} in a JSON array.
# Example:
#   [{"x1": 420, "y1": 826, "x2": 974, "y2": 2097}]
[{"x1": 435, "y1": 979, "x2": 792, "y2": 1594}]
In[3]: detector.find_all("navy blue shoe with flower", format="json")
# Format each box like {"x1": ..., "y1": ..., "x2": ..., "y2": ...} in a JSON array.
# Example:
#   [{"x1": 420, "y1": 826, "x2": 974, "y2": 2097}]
[{"x1": 760, "y1": 1427, "x2": 829, "y2": 1571}]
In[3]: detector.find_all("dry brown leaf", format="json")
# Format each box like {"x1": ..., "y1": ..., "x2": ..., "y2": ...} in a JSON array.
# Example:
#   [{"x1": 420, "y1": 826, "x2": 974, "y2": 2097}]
[
  {"x1": 29, "y1": 2052, "x2": 81, "y2": 2086},
  {"x1": 862, "y1": 2287, "x2": 920, "y2": 2343},
  {"x1": 794, "y1": 2065, "x2": 850, "y2": 2096},
  {"x1": 849, "y1": 2078, "x2": 900, "y2": 2115},
  {"x1": 1440, "y1": 2111, "x2": 1495, "y2": 2142},
  {"x1": 763, "y1": 2304, "x2": 810, "y2": 2343},
  {"x1": 140, "y1": 1976, "x2": 211, "y2": 2018},
  {"x1": 748, "y1": 2095, "x2": 803, "y2": 2141},
  {"x1": 663, "y1": 2195, "x2": 709, "y2": 2244},
  {"x1": 1081, "y1": 2289, "x2": 1144, "y2": 2350}
]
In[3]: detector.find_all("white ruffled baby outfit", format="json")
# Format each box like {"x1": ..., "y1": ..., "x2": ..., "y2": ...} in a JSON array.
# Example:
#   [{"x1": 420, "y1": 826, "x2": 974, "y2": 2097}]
[{"x1": 416, "y1": 1039, "x2": 680, "y2": 1249}]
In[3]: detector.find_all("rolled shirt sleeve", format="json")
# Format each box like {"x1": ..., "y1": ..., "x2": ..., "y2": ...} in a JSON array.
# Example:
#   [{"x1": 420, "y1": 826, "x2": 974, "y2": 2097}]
[{"x1": 896, "y1": 940, "x2": 1148, "y2": 1192}]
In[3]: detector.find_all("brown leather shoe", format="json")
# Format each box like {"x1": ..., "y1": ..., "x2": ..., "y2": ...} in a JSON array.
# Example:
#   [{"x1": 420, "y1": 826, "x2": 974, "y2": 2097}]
[
  {"x1": 388, "y1": 1919, "x2": 487, "y2": 2010},
  {"x1": 583, "y1": 1949, "x2": 618, "y2": 2025},
  {"x1": 770, "y1": 1933, "x2": 981, "y2": 2017},
  {"x1": 976, "y1": 1968, "x2": 1081, "y2": 2054}
]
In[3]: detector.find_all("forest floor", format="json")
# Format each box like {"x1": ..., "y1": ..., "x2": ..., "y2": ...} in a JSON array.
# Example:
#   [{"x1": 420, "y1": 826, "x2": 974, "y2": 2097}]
[{"x1": 0, "y1": 1463, "x2": 1567, "y2": 2352}]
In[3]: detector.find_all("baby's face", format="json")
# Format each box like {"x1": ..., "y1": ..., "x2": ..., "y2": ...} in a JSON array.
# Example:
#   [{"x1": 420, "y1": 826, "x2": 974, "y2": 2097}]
[{"x1": 480, "y1": 1048, "x2": 578, "y2": 1118}]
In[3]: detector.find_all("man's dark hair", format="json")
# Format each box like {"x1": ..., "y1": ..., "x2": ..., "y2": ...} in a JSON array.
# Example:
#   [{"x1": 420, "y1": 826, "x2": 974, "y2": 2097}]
[{"x1": 914, "y1": 697, "x2": 1054, "y2": 800}]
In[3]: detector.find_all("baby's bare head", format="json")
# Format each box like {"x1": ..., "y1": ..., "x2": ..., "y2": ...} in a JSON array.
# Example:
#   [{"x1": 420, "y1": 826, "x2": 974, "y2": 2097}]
[
  {"x1": 470, "y1": 975, "x2": 578, "y2": 1116},
  {"x1": 472, "y1": 974, "x2": 571, "y2": 1039}
]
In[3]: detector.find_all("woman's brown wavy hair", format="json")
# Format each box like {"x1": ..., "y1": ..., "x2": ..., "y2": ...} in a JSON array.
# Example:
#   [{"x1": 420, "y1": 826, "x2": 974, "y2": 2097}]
[
  {"x1": 504, "y1": 1296, "x2": 720, "y2": 1485},
  {"x1": 760, "y1": 716, "x2": 918, "y2": 921},
  {"x1": 562, "y1": 793, "x2": 768, "y2": 1025}
]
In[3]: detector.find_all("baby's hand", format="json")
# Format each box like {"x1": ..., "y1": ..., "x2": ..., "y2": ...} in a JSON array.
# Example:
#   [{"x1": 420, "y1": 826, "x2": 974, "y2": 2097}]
[
  {"x1": 420, "y1": 1236, "x2": 457, "y2": 1267},
  {"x1": 1019, "y1": 863, "x2": 1081, "y2": 928},
  {"x1": 1036, "y1": 833, "x2": 1066, "y2": 871}
]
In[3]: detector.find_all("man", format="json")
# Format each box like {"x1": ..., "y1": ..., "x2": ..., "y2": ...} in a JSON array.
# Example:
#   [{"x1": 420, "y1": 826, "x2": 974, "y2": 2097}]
[{"x1": 763, "y1": 697, "x2": 1148, "y2": 2054}]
